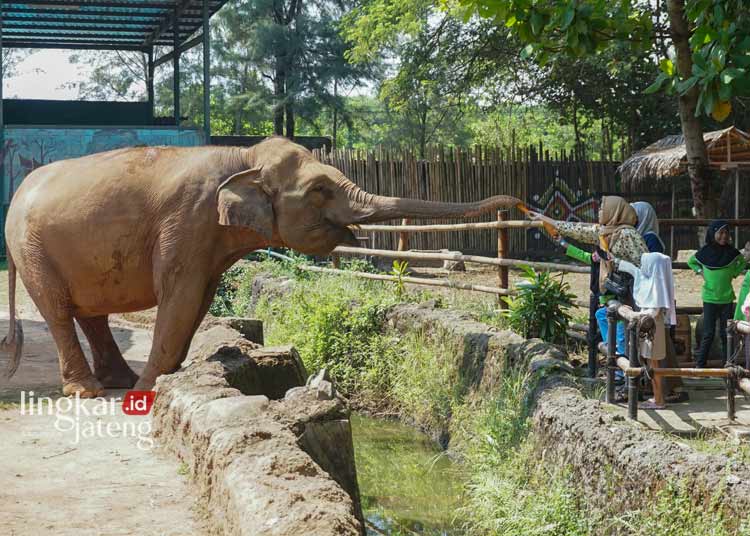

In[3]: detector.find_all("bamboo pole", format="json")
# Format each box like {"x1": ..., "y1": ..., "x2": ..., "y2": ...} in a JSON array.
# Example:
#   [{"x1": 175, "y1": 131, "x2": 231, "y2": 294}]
[
  {"x1": 298, "y1": 265, "x2": 512, "y2": 295},
  {"x1": 616, "y1": 357, "x2": 643, "y2": 376},
  {"x1": 358, "y1": 221, "x2": 544, "y2": 232},
  {"x1": 397, "y1": 218, "x2": 410, "y2": 251},
  {"x1": 331, "y1": 246, "x2": 591, "y2": 273},
  {"x1": 651, "y1": 368, "x2": 731, "y2": 378},
  {"x1": 660, "y1": 218, "x2": 750, "y2": 226},
  {"x1": 498, "y1": 210, "x2": 509, "y2": 308}
]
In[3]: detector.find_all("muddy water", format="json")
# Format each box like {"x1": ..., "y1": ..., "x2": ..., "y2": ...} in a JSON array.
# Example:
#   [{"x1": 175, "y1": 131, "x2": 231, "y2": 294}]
[{"x1": 351, "y1": 414, "x2": 467, "y2": 536}]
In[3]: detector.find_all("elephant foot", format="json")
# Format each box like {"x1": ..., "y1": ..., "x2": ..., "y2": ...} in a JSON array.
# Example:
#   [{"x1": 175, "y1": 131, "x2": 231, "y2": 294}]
[
  {"x1": 96, "y1": 367, "x2": 139, "y2": 389},
  {"x1": 63, "y1": 377, "x2": 105, "y2": 398},
  {"x1": 133, "y1": 376, "x2": 156, "y2": 391}
]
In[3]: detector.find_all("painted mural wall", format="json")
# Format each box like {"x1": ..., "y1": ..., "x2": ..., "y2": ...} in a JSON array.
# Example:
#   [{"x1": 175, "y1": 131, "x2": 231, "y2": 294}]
[{"x1": 2, "y1": 127, "x2": 205, "y2": 203}]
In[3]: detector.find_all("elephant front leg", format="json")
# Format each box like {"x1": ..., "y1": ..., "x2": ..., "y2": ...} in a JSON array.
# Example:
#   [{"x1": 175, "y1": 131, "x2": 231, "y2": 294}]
[
  {"x1": 77, "y1": 315, "x2": 139, "y2": 389},
  {"x1": 133, "y1": 280, "x2": 215, "y2": 391}
]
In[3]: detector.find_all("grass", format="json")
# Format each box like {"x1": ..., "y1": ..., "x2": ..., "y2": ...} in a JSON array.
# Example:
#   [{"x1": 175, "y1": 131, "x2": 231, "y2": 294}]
[{"x1": 214, "y1": 259, "x2": 750, "y2": 536}]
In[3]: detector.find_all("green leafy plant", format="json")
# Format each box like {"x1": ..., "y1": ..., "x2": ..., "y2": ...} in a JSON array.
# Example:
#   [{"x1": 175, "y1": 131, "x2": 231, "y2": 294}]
[
  {"x1": 209, "y1": 264, "x2": 248, "y2": 317},
  {"x1": 391, "y1": 260, "x2": 409, "y2": 298},
  {"x1": 341, "y1": 257, "x2": 381, "y2": 273},
  {"x1": 502, "y1": 266, "x2": 574, "y2": 344}
]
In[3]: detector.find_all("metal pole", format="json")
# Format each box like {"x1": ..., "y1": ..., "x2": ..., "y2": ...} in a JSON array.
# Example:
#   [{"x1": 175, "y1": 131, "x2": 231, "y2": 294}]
[
  {"x1": 202, "y1": 0, "x2": 210, "y2": 141},
  {"x1": 147, "y1": 47, "x2": 154, "y2": 124},
  {"x1": 173, "y1": 9, "x2": 180, "y2": 127},
  {"x1": 628, "y1": 324, "x2": 639, "y2": 420},
  {"x1": 727, "y1": 324, "x2": 736, "y2": 421},
  {"x1": 605, "y1": 303, "x2": 617, "y2": 403},
  {"x1": 588, "y1": 292, "x2": 598, "y2": 378}
]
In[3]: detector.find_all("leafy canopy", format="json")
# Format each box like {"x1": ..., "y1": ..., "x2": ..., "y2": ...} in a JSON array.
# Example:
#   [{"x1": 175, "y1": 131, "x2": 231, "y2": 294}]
[{"x1": 458, "y1": 0, "x2": 750, "y2": 121}]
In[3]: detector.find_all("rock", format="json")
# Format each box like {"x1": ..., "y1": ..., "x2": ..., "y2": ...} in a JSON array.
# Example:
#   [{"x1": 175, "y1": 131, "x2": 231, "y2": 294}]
[
  {"x1": 316, "y1": 380, "x2": 336, "y2": 400},
  {"x1": 152, "y1": 328, "x2": 364, "y2": 536},
  {"x1": 186, "y1": 327, "x2": 307, "y2": 399},
  {"x1": 307, "y1": 368, "x2": 331, "y2": 388},
  {"x1": 249, "y1": 275, "x2": 295, "y2": 314},
  {"x1": 284, "y1": 386, "x2": 307, "y2": 400},
  {"x1": 441, "y1": 250, "x2": 466, "y2": 272}
]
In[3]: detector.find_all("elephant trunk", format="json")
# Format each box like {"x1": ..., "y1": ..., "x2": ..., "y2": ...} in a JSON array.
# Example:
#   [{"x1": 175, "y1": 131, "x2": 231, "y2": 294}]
[{"x1": 345, "y1": 186, "x2": 522, "y2": 224}]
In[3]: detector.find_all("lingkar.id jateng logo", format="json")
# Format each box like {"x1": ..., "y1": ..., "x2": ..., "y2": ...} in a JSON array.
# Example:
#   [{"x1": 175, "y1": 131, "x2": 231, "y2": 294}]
[{"x1": 20, "y1": 390, "x2": 156, "y2": 451}]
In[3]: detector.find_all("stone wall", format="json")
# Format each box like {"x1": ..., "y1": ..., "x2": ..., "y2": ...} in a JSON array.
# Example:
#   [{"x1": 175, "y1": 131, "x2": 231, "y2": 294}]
[
  {"x1": 248, "y1": 273, "x2": 750, "y2": 519},
  {"x1": 152, "y1": 322, "x2": 364, "y2": 536}
]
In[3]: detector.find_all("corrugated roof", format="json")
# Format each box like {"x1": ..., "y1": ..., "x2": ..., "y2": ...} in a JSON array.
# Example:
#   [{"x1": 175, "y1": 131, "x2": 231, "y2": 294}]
[
  {"x1": 618, "y1": 126, "x2": 750, "y2": 185},
  {"x1": 2, "y1": 0, "x2": 227, "y2": 50}
]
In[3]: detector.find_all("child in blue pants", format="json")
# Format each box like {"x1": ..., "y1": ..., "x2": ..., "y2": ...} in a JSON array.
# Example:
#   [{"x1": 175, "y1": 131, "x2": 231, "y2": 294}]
[{"x1": 595, "y1": 305, "x2": 627, "y2": 355}]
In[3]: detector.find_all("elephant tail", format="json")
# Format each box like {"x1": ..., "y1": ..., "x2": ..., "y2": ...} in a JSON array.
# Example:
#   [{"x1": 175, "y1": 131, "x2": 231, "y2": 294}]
[{"x1": 2, "y1": 250, "x2": 23, "y2": 378}]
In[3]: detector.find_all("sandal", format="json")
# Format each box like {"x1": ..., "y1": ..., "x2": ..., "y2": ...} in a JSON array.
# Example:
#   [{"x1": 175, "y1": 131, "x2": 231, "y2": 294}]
[
  {"x1": 639, "y1": 399, "x2": 666, "y2": 410},
  {"x1": 665, "y1": 392, "x2": 689, "y2": 403}
]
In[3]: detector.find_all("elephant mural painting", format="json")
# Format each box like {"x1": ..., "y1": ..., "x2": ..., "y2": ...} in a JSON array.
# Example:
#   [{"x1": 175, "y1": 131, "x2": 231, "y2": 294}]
[{"x1": 1, "y1": 137, "x2": 520, "y2": 397}]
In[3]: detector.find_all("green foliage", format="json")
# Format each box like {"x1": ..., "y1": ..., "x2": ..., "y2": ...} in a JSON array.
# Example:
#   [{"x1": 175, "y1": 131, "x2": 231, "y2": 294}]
[
  {"x1": 252, "y1": 273, "x2": 407, "y2": 397},
  {"x1": 390, "y1": 260, "x2": 409, "y2": 298},
  {"x1": 208, "y1": 263, "x2": 248, "y2": 317},
  {"x1": 458, "y1": 368, "x2": 591, "y2": 535},
  {"x1": 461, "y1": 0, "x2": 750, "y2": 122},
  {"x1": 681, "y1": 0, "x2": 750, "y2": 120},
  {"x1": 390, "y1": 330, "x2": 464, "y2": 434},
  {"x1": 339, "y1": 257, "x2": 381, "y2": 273},
  {"x1": 457, "y1": 0, "x2": 652, "y2": 60},
  {"x1": 502, "y1": 266, "x2": 574, "y2": 344}
]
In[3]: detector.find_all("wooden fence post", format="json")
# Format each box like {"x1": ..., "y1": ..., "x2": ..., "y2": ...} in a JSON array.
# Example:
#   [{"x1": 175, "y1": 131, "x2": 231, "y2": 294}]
[
  {"x1": 498, "y1": 210, "x2": 509, "y2": 307},
  {"x1": 397, "y1": 218, "x2": 410, "y2": 251}
]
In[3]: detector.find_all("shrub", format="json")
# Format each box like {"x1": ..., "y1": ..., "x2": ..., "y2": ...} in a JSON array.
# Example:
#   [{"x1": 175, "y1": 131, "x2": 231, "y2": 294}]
[{"x1": 502, "y1": 266, "x2": 574, "y2": 344}]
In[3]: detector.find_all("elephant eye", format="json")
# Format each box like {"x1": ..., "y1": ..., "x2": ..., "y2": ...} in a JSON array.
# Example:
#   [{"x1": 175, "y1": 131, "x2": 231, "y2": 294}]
[{"x1": 308, "y1": 184, "x2": 333, "y2": 200}]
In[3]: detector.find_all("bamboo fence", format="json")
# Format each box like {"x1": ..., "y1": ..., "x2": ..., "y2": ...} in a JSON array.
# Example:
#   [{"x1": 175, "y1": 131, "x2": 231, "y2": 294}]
[{"x1": 314, "y1": 144, "x2": 619, "y2": 256}]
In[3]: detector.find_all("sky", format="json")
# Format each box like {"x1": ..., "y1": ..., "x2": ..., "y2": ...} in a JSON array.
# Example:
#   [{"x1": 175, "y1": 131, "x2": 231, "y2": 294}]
[{"x1": 5, "y1": 50, "x2": 88, "y2": 100}]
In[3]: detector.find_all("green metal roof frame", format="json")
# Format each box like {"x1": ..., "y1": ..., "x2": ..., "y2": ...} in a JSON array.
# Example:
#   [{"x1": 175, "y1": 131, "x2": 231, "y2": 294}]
[{"x1": 1, "y1": 0, "x2": 227, "y2": 51}]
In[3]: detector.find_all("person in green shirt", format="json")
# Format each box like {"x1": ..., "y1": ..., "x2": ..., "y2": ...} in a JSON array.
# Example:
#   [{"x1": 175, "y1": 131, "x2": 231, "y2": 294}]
[
  {"x1": 735, "y1": 270, "x2": 750, "y2": 321},
  {"x1": 688, "y1": 220, "x2": 747, "y2": 368}
]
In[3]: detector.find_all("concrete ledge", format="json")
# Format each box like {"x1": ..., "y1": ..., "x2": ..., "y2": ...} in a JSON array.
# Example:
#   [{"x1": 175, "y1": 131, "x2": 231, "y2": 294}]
[
  {"x1": 385, "y1": 301, "x2": 750, "y2": 516},
  {"x1": 152, "y1": 325, "x2": 364, "y2": 536}
]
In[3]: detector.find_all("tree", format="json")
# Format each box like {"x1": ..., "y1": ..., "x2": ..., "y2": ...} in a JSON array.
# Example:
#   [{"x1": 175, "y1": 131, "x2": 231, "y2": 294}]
[
  {"x1": 218, "y1": 0, "x2": 377, "y2": 138},
  {"x1": 63, "y1": 50, "x2": 149, "y2": 101},
  {"x1": 457, "y1": 0, "x2": 750, "y2": 217}
]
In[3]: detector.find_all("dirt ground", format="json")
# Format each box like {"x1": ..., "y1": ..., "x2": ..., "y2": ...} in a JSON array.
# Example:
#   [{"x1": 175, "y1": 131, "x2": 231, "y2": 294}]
[
  {"x1": 405, "y1": 262, "x2": 745, "y2": 313},
  {"x1": 0, "y1": 278, "x2": 208, "y2": 536}
]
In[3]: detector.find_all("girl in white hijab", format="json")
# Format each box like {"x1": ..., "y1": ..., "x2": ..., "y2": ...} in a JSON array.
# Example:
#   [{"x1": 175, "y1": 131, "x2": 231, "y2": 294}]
[
  {"x1": 616, "y1": 252, "x2": 676, "y2": 409},
  {"x1": 631, "y1": 201, "x2": 666, "y2": 254}
]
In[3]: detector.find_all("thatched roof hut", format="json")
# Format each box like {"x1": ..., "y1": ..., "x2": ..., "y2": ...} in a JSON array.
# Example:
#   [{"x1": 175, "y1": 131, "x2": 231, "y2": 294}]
[{"x1": 618, "y1": 126, "x2": 750, "y2": 186}]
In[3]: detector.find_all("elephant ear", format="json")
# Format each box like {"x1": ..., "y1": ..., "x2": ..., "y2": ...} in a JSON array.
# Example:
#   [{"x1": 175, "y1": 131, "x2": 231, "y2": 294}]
[{"x1": 216, "y1": 166, "x2": 274, "y2": 240}]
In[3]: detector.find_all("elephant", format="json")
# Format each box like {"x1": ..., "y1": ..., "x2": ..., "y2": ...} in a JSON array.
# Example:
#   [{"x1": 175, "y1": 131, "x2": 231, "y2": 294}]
[{"x1": 1, "y1": 136, "x2": 520, "y2": 397}]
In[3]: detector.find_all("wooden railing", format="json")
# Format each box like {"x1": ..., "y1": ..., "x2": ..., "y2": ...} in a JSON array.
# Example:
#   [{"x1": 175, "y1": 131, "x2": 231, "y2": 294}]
[
  {"x1": 602, "y1": 302, "x2": 750, "y2": 421},
  {"x1": 262, "y1": 216, "x2": 749, "y2": 386}
]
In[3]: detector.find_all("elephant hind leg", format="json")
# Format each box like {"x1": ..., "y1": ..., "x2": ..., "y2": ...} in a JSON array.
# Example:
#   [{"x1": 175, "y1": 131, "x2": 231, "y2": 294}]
[
  {"x1": 46, "y1": 316, "x2": 104, "y2": 398},
  {"x1": 77, "y1": 315, "x2": 138, "y2": 389},
  {"x1": 20, "y1": 258, "x2": 103, "y2": 398}
]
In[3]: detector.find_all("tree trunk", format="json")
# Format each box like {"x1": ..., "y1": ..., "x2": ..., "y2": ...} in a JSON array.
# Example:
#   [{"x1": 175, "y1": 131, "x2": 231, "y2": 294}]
[
  {"x1": 332, "y1": 78, "x2": 338, "y2": 150},
  {"x1": 285, "y1": 100, "x2": 295, "y2": 139},
  {"x1": 666, "y1": 0, "x2": 713, "y2": 220},
  {"x1": 418, "y1": 107, "x2": 428, "y2": 160},
  {"x1": 273, "y1": 66, "x2": 285, "y2": 136},
  {"x1": 572, "y1": 96, "x2": 581, "y2": 160}
]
